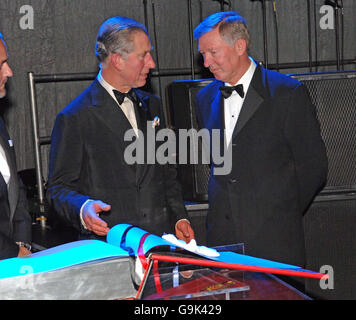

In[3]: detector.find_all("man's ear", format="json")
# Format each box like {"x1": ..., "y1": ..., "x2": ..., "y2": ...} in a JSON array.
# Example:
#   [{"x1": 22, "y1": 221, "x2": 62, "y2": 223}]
[
  {"x1": 110, "y1": 52, "x2": 124, "y2": 70},
  {"x1": 234, "y1": 38, "x2": 247, "y2": 56}
]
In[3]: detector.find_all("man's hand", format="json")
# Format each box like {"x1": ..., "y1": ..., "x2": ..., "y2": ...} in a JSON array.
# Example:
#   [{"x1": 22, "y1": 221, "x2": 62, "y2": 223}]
[
  {"x1": 17, "y1": 246, "x2": 31, "y2": 257},
  {"x1": 175, "y1": 219, "x2": 195, "y2": 244},
  {"x1": 82, "y1": 200, "x2": 111, "y2": 236}
]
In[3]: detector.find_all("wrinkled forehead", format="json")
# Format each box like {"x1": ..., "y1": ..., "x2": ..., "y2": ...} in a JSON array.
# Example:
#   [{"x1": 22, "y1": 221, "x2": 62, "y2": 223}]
[
  {"x1": 198, "y1": 28, "x2": 227, "y2": 52},
  {"x1": 131, "y1": 30, "x2": 153, "y2": 51}
]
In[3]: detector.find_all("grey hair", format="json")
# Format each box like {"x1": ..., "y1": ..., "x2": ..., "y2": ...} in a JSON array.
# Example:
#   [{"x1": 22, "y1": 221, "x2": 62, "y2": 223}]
[
  {"x1": 95, "y1": 17, "x2": 149, "y2": 68},
  {"x1": 194, "y1": 11, "x2": 251, "y2": 50}
]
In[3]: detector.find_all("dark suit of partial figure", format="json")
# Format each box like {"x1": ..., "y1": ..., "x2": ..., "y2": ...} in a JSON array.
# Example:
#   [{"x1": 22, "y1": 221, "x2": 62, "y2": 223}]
[
  {"x1": 0, "y1": 117, "x2": 32, "y2": 260},
  {"x1": 47, "y1": 79, "x2": 188, "y2": 237},
  {"x1": 195, "y1": 64, "x2": 328, "y2": 267}
]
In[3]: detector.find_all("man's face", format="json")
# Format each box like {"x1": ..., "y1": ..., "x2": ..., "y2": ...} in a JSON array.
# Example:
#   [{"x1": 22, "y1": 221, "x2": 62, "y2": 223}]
[
  {"x1": 0, "y1": 39, "x2": 13, "y2": 98},
  {"x1": 198, "y1": 28, "x2": 242, "y2": 85},
  {"x1": 120, "y1": 31, "x2": 155, "y2": 89}
]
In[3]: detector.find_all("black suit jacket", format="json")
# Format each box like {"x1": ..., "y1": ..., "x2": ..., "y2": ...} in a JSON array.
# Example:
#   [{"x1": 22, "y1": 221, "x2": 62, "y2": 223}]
[
  {"x1": 0, "y1": 117, "x2": 32, "y2": 260},
  {"x1": 195, "y1": 64, "x2": 328, "y2": 266},
  {"x1": 47, "y1": 79, "x2": 188, "y2": 237}
]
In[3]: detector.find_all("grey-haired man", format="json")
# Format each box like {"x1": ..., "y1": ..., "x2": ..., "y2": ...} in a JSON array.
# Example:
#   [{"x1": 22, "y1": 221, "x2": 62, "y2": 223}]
[
  {"x1": 194, "y1": 11, "x2": 327, "y2": 267},
  {"x1": 47, "y1": 17, "x2": 194, "y2": 242}
]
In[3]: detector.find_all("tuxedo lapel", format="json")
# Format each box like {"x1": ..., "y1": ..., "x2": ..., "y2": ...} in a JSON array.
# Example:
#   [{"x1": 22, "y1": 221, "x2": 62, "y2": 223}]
[
  {"x1": 232, "y1": 65, "x2": 267, "y2": 139},
  {"x1": 234, "y1": 85, "x2": 263, "y2": 135},
  {"x1": 199, "y1": 83, "x2": 227, "y2": 161},
  {"x1": 215, "y1": 90, "x2": 227, "y2": 153},
  {"x1": 89, "y1": 80, "x2": 137, "y2": 180},
  {"x1": 89, "y1": 81, "x2": 158, "y2": 186},
  {"x1": 90, "y1": 80, "x2": 135, "y2": 142},
  {"x1": 207, "y1": 84, "x2": 225, "y2": 145}
]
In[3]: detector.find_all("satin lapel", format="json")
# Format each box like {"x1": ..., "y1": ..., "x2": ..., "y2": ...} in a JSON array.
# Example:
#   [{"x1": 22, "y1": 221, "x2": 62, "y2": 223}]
[
  {"x1": 208, "y1": 86, "x2": 225, "y2": 147},
  {"x1": 90, "y1": 80, "x2": 136, "y2": 176},
  {"x1": 232, "y1": 65, "x2": 266, "y2": 139},
  {"x1": 90, "y1": 80, "x2": 134, "y2": 143},
  {"x1": 0, "y1": 120, "x2": 18, "y2": 220}
]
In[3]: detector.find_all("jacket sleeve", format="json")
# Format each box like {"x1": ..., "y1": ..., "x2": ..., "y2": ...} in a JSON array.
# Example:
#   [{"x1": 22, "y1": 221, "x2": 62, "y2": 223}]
[
  {"x1": 0, "y1": 232, "x2": 19, "y2": 260},
  {"x1": 12, "y1": 177, "x2": 32, "y2": 244},
  {"x1": 46, "y1": 112, "x2": 90, "y2": 231},
  {"x1": 284, "y1": 84, "x2": 328, "y2": 214}
]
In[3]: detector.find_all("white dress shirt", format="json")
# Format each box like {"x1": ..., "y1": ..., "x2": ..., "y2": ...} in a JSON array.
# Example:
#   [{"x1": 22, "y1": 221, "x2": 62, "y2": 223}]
[{"x1": 224, "y1": 57, "x2": 257, "y2": 146}]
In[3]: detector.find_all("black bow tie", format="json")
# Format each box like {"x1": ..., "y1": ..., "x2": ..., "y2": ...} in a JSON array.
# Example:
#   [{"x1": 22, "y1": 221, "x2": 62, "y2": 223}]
[
  {"x1": 219, "y1": 84, "x2": 244, "y2": 99},
  {"x1": 113, "y1": 89, "x2": 137, "y2": 105}
]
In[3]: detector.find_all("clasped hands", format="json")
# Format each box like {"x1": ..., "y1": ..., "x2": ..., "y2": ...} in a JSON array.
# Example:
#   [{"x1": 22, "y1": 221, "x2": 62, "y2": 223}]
[{"x1": 82, "y1": 200, "x2": 195, "y2": 243}]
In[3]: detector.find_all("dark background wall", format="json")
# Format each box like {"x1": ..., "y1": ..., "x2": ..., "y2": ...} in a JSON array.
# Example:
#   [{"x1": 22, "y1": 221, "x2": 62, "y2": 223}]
[
  {"x1": 0, "y1": 0, "x2": 355, "y2": 172},
  {"x1": 0, "y1": 0, "x2": 355, "y2": 300}
]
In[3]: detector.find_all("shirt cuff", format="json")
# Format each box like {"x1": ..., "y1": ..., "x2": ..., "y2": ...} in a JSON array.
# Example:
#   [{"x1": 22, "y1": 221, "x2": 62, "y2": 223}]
[{"x1": 79, "y1": 199, "x2": 93, "y2": 230}]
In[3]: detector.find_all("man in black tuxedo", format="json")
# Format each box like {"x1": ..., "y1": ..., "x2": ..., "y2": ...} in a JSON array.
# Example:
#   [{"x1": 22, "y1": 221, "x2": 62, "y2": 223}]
[
  {"x1": 194, "y1": 12, "x2": 327, "y2": 267},
  {"x1": 47, "y1": 17, "x2": 194, "y2": 242},
  {"x1": 0, "y1": 33, "x2": 32, "y2": 259}
]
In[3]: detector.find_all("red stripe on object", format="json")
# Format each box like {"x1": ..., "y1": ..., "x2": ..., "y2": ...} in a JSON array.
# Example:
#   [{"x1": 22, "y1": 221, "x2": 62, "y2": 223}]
[
  {"x1": 137, "y1": 232, "x2": 151, "y2": 270},
  {"x1": 153, "y1": 259, "x2": 162, "y2": 293},
  {"x1": 135, "y1": 258, "x2": 153, "y2": 300},
  {"x1": 150, "y1": 254, "x2": 328, "y2": 280}
]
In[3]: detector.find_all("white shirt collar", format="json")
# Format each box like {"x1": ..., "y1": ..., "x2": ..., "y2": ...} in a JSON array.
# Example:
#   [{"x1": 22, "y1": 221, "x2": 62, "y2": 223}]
[
  {"x1": 225, "y1": 57, "x2": 257, "y2": 94},
  {"x1": 97, "y1": 70, "x2": 125, "y2": 104}
]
